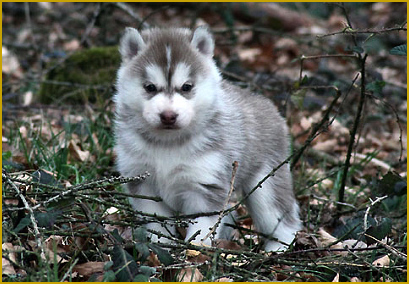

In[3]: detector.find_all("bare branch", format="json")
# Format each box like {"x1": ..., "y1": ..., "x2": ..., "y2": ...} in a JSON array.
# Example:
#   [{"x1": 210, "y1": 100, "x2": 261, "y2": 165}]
[
  {"x1": 2, "y1": 169, "x2": 46, "y2": 260},
  {"x1": 338, "y1": 54, "x2": 368, "y2": 206},
  {"x1": 202, "y1": 161, "x2": 239, "y2": 242},
  {"x1": 317, "y1": 26, "x2": 407, "y2": 39}
]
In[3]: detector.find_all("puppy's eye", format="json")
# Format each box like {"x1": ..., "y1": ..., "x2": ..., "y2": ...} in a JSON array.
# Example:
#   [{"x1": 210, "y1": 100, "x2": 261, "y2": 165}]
[
  {"x1": 144, "y1": 83, "x2": 157, "y2": 93},
  {"x1": 181, "y1": 83, "x2": 193, "y2": 92}
]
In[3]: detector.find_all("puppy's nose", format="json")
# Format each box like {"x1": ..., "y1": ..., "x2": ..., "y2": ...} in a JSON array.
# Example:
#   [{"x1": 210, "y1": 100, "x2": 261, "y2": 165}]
[{"x1": 160, "y1": 110, "x2": 178, "y2": 125}]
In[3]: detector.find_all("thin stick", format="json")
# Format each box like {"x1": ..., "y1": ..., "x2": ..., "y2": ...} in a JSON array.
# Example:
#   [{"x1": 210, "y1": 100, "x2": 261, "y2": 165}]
[
  {"x1": 202, "y1": 161, "x2": 239, "y2": 242},
  {"x1": 317, "y1": 26, "x2": 407, "y2": 38},
  {"x1": 364, "y1": 234, "x2": 407, "y2": 261},
  {"x1": 338, "y1": 54, "x2": 368, "y2": 206},
  {"x1": 363, "y1": 195, "x2": 388, "y2": 232},
  {"x1": 2, "y1": 169, "x2": 46, "y2": 260}
]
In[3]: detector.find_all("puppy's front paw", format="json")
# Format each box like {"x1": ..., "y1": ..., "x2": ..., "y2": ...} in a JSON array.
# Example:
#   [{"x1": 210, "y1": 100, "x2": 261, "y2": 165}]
[{"x1": 264, "y1": 240, "x2": 288, "y2": 253}]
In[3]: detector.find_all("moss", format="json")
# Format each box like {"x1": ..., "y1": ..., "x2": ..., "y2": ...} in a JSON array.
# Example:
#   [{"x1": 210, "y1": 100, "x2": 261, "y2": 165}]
[{"x1": 38, "y1": 46, "x2": 121, "y2": 105}]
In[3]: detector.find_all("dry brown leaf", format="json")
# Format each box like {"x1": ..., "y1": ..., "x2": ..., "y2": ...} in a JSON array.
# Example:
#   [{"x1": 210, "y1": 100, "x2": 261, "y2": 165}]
[
  {"x1": 320, "y1": 179, "x2": 334, "y2": 190},
  {"x1": 3, "y1": 198, "x2": 19, "y2": 206},
  {"x1": 296, "y1": 230, "x2": 321, "y2": 249},
  {"x1": 341, "y1": 239, "x2": 367, "y2": 249},
  {"x1": 147, "y1": 251, "x2": 161, "y2": 267},
  {"x1": 72, "y1": 261, "x2": 106, "y2": 277},
  {"x1": 186, "y1": 249, "x2": 211, "y2": 264},
  {"x1": 372, "y1": 255, "x2": 390, "y2": 267},
  {"x1": 329, "y1": 239, "x2": 367, "y2": 256},
  {"x1": 186, "y1": 248, "x2": 201, "y2": 258},
  {"x1": 273, "y1": 264, "x2": 293, "y2": 281},
  {"x1": 90, "y1": 132, "x2": 102, "y2": 152},
  {"x1": 2, "y1": 243, "x2": 18, "y2": 275},
  {"x1": 318, "y1": 228, "x2": 338, "y2": 246},
  {"x1": 379, "y1": 276, "x2": 393, "y2": 282},
  {"x1": 216, "y1": 277, "x2": 234, "y2": 282},
  {"x1": 68, "y1": 140, "x2": 91, "y2": 162},
  {"x1": 332, "y1": 272, "x2": 340, "y2": 282},
  {"x1": 313, "y1": 139, "x2": 338, "y2": 152},
  {"x1": 238, "y1": 48, "x2": 262, "y2": 62},
  {"x1": 2, "y1": 243, "x2": 18, "y2": 263},
  {"x1": 300, "y1": 116, "x2": 312, "y2": 130},
  {"x1": 2, "y1": 46, "x2": 22, "y2": 77},
  {"x1": 320, "y1": 226, "x2": 368, "y2": 256},
  {"x1": 63, "y1": 39, "x2": 80, "y2": 51},
  {"x1": 44, "y1": 235, "x2": 70, "y2": 263},
  {"x1": 330, "y1": 119, "x2": 350, "y2": 137},
  {"x1": 186, "y1": 241, "x2": 212, "y2": 259},
  {"x1": 2, "y1": 258, "x2": 16, "y2": 275},
  {"x1": 22, "y1": 91, "x2": 33, "y2": 106},
  {"x1": 177, "y1": 267, "x2": 204, "y2": 282},
  {"x1": 214, "y1": 239, "x2": 242, "y2": 251}
]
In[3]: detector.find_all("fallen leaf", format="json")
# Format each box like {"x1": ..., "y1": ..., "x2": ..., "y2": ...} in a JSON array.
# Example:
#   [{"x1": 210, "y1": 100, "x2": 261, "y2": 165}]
[
  {"x1": 238, "y1": 48, "x2": 262, "y2": 62},
  {"x1": 318, "y1": 228, "x2": 338, "y2": 245},
  {"x1": 42, "y1": 235, "x2": 71, "y2": 263},
  {"x1": 332, "y1": 273, "x2": 340, "y2": 282},
  {"x1": 216, "y1": 277, "x2": 234, "y2": 282},
  {"x1": 2, "y1": 243, "x2": 18, "y2": 263},
  {"x1": 313, "y1": 139, "x2": 338, "y2": 152},
  {"x1": 63, "y1": 39, "x2": 80, "y2": 51},
  {"x1": 146, "y1": 251, "x2": 161, "y2": 267},
  {"x1": 73, "y1": 261, "x2": 106, "y2": 277},
  {"x1": 177, "y1": 267, "x2": 204, "y2": 282},
  {"x1": 2, "y1": 243, "x2": 22, "y2": 276},
  {"x1": 372, "y1": 255, "x2": 390, "y2": 267},
  {"x1": 300, "y1": 116, "x2": 312, "y2": 130},
  {"x1": 68, "y1": 140, "x2": 91, "y2": 162},
  {"x1": 2, "y1": 258, "x2": 16, "y2": 275},
  {"x1": 2, "y1": 46, "x2": 22, "y2": 77},
  {"x1": 341, "y1": 239, "x2": 367, "y2": 249},
  {"x1": 214, "y1": 239, "x2": 242, "y2": 250},
  {"x1": 186, "y1": 249, "x2": 201, "y2": 258}
]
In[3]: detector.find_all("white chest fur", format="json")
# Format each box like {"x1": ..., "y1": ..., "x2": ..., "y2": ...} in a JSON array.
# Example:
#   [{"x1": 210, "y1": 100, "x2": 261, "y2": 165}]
[{"x1": 116, "y1": 130, "x2": 226, "y2": 206}]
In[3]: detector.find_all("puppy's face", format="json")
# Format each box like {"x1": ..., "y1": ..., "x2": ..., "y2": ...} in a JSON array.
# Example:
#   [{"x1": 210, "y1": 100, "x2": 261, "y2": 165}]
[{"x1": 115, "y1": 27, "x2": 220, "y2": 134}]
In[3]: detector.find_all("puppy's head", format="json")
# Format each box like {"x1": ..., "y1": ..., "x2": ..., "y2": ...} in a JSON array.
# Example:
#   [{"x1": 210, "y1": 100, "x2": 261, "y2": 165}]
[{"x1": 115, "y1": 27, "x2": 221, "y2": 138}]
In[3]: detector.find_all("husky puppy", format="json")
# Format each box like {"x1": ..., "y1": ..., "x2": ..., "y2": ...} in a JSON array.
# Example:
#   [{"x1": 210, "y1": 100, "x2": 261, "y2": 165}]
[{"x1": 114, "y1": 26, "x2": 301, "y2": 251}]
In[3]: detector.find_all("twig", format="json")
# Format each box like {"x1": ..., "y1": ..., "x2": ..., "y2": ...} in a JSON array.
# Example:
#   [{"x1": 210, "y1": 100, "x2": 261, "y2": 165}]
[
  {"x1": 339, "y1": 3, "x2": 359, "y2": 47},
  {"x1": 338, "y1": 54, "x2": 368, "y2": 206},
  {"x1": 317, "y1": 26, "x2": 407, "y2": 39},
  {"x1": 15, "y1": 173, "x2": 152, "y2": 210},
  {"x1": 80, "y1": 3, "x2": 103, "y2": 47},
  {"x1": 60, "y1": 258, "x2": 79, "y2": 282},
  {"x1": 2, "y1": 169, "x2": 46, "y2": 260},
  {"x1": 282, "y1": 245, "x2": 407, "y2": 256},
  {"x1": 298, "y1": 54, "x2": 357, "y2": 82},
  {"x1": 202, "y1": 161, "x2": 238, "y2": 242},
  {"x1": 24, "y1": 3, "x2": 38, "y2": 51},
  {"x1": 114, "y1": 2, "x2": 150, "y2": 30},
  {"x1": 363, "y1": 195, "x2": 388, "y2": 232},
  {"x1": 290, "y1": 86, "x2": 343, "y2": 169},
  {"x1": 366, "y1": 93, "x2": 405, "y2": 163},
  {"x1": 364, "y1": 234, "x2": 407, "y2": 261},
  {"x1": 352, "y1": 153, "x2": 391, "y2": 171}
]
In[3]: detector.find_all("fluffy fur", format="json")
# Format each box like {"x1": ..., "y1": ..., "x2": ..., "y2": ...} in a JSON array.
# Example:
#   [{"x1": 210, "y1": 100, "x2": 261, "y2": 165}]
[{"x1": 114, "y1": 26, "x2": 301, "y2": 251}]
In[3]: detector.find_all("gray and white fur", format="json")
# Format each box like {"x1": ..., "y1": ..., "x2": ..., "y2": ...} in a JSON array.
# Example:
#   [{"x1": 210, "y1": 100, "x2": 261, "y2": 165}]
[{"x1": 114, "y1": 26, "x2": 301, "y2": 251}]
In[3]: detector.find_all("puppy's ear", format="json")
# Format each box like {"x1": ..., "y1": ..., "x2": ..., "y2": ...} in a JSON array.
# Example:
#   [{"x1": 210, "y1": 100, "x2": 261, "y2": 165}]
[
  {"x1": 119, "y1": 27, "x2": 146, "y2": 62},
  {"x1": 191, "y1": 26, "x2": 214, "y2": 57}
]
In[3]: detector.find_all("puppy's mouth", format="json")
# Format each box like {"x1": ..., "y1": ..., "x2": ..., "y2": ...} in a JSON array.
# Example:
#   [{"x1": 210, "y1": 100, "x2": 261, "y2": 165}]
[{"x1": 158, "y1": 124, "x2": 180, "y2": 130}]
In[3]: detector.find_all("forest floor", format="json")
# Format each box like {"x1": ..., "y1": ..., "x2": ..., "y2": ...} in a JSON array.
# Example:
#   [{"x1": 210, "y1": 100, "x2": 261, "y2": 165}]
[{"x1": 2, "y1": 2, "x2": 407, "y2": 282}]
